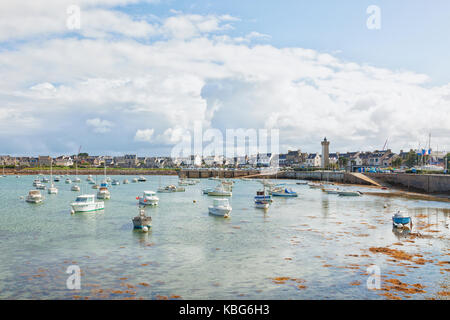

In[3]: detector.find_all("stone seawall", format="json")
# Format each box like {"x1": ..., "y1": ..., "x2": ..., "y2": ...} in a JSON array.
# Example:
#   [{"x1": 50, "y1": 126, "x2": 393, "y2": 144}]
[{"x1": 364, "y1": 173, "x2": 450, "y2": 194}]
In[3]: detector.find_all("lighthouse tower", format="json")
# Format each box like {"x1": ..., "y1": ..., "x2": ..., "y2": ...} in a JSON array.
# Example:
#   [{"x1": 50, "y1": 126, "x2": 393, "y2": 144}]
[{"x1": 321, "y1": 137, "x2": 330, "y2": 168}]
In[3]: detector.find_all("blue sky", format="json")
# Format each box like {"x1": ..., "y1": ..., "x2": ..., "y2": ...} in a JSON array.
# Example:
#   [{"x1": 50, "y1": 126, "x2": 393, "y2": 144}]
[
  {"x1": 121, "y1": 0, "x2": 450, "y2": 86},
  {"x1": 0, "y1": 0, "x2": 449, "y2": 157}
]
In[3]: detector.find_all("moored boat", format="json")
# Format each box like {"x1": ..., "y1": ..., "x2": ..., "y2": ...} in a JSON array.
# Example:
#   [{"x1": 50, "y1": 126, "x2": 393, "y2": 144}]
[
  {"x1": 338, "y1": 191, "x2": 362, "y2": 197},
  {"x1": 97, "y1": 183, "x2": 111, "y2": 199},
  {"x1": 392, "y1": 211, "x2": 411, "y2": 227},
  {"x1": 322, "y1": 187, "x2": 340, "y2": 194},
  {"x1": 70, "y1": 194, "x2": 104, "y2": 213},
  {"x1": 208, "y1": 184, "x2": 232, "y2": 197},
  {"x1": 26, "y1": 190, "x2": 43, "y2": 203},
  {"x1": 157, "y1": 185, "x2": 185, "y2": 193},
  {"x1": 111, "y1": 179, "x2": 120, "y2": 185},
  {"x1": 271, "y1": 187, "x2": 298, "y2": 197},
  {"x1": 208, "y1": 198, "x2": 232, "y2": 218},
  {"x1": 48, "y1": 184, "x2": 58, "y2": 194},
  {"x1": 137, "y1": 191, "x2": 159, "y2": 206},
  {"x1": 132, "y1": 208, "x2": 152, "y2": 230},
  {"x1": 71, "y1": 184, "x2": 81, "y2": 192},
  {"x1": 138, "y1": 176, "x2": 147, "y2": 182},
  {"x1": 123, "y1": 179, "x2": 130, "y2": 184}
]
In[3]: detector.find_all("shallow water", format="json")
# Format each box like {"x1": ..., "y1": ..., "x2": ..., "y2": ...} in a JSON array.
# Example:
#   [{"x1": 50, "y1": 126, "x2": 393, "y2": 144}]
[{"x1": 0, "y1": 175, "x2": 448, "y2": 300}]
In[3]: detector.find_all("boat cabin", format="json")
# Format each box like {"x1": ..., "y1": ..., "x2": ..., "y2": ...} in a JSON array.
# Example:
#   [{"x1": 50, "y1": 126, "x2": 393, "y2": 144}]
[{"x1": 74, "y1": 195, "x2": 95, "y2": 203}]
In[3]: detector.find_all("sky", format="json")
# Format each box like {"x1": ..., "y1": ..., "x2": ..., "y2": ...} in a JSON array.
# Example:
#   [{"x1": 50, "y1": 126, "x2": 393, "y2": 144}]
[{"x1": 0, "y1": 0, "x2": 449, "y2": 157}]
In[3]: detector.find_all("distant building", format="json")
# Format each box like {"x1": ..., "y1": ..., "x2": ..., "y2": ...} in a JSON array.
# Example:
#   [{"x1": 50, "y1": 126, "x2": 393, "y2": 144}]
[
  {"x1": 306, "y1": 153, "x2": 321, "y2": 167},
  {"x1": 54, "y1": 156, "x2": 73, "y2": 166},
  {"x1": 38, "y1": 156, "x2": 52, "y2": 167}
]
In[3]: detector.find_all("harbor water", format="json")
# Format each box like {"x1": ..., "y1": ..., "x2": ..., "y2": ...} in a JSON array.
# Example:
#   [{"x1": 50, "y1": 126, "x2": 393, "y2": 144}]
[{"x1": 0, "y1": 175, "x2": 448, "y2": 299}]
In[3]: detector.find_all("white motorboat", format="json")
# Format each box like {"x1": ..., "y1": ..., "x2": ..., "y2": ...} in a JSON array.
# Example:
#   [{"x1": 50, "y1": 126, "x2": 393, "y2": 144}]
[
  {"x1": 111, "y1": 179, "x2": 120, "y2": 185},
  {"x1": 132, "y1": 208, "x2": 152, "y2": 230},
  {"x1": 203, "y1": 187, "x2": 215, "y2": 194},
  {"x1": 86, "y1": 175, "x2": 93, "y2": 182},
  {"x1": 97, "y1": 183, "x2": 110, "y2": 199},
  {"x1": 338, "y1": 191, "x2": 362, "y2": 197},
  {"x1": 208, "y1": 185, "x2": 232, "y2": 197},
  {"x1": 54, "y1": 176, "x2": 60, "y2": 182},
  {"x1": 137, "y1": 191, "x2": 159, "y2": 206},
  {"x1": 308, "y1": 182, "x2": 323, "y2": 189},
  {"x1": 157, "y1": 185, "x2": 185, "y2": 193},
  {"x1": 123, "y1": 179, "x2": 130, "y2": 184},
  {"x1": 132, "y1": 178, "x2": 138, "y2": 183},
  {"x1": 36, "y1": 183, "x2": 47, "y2": 190},
  {"x1": 70, "y1": 194, "x2": 104, "y2": 213},
  {"x1": 48, "y1": 183, "x2": 58, "y2": 194},
  {"x1": 208, "y1": 198, "x2": 232, "y2": 218},
  {"x1": 32, "y1": 179, "x2": 41, "y2": 187},
  {"x1": 322, "y1": 188, "x2": 340, "y2": 194},
  {"x1": 74, "y1": 177, "x2": 81, "y2": 183},
  {"x1": 71, "y1": 184, "x2": 81, "y2": 192},
  {"x1": 92, "y1": 184, "x2": 99, "y2": 189},
  {"x1": 41, "y1": 177, "x2": 50, "y2": 183},
  {"x1": 65, "y1": 178, "x2": 72, "y2": 184},
  {"x1": 26, "y1": 190, "x2": 43, "y2": 203},
  {"x1": 138, "y1": 176, "x2": 147, "y2": 182}
]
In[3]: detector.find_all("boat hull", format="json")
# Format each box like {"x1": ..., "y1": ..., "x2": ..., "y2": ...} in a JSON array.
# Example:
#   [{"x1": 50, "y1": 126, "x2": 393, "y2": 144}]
[
  {"x1": 208, "y1": 206, "x2": 231, "y2": 217},
  {"x1": 71, "y1": 202, "x2": 104, "y2": 213},
  {"x1": 139, "y1": 198, "x2": 158, "y2": 206}
]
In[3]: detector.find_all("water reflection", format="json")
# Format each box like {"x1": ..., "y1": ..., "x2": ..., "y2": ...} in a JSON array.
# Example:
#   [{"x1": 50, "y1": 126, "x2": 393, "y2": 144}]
[{"x1": 392, "y1": 227, "x2": 411, "y2": 239}]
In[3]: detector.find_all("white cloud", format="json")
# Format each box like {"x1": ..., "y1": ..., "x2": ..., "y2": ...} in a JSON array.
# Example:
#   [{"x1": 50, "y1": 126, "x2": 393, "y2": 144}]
[
  {"x1": 134, "y1": 128, "x2": 154, "y2": 142},
  {"x1": 86, "y1": 118, "x2": 114, "y2": 133}
]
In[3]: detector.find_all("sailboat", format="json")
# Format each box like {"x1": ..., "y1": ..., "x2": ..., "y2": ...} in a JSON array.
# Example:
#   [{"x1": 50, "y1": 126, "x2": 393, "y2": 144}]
[
  {"x1": 97, "y1": 163, "x2": 110, "y2": 199},
  {"x1": 73, "y1": 155, "x2": 81, "y2": 183},
  {"x1": 48, "y1": 161, "x2": 58, "y2": 194}
]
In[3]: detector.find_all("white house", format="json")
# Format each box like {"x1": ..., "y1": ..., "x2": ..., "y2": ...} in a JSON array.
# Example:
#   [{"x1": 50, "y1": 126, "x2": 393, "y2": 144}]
[{"x1": 306, "y1": 153, "x2": 321, "y2": 167}]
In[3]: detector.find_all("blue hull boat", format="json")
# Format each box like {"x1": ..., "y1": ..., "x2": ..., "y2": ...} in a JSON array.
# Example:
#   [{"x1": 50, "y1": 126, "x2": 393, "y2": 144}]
[{"x1": 392, "y1": 216, "x2": 411, "y2": 225}]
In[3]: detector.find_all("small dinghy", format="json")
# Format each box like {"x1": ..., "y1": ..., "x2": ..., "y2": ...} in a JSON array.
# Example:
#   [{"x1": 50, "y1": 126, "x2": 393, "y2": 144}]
[
  {"x1": 392, "y1": 211, "x2": 412, "y2": 228},
  {"x1": 132, "y1": 207, "x2": 152, "y2": 230},
  {"x1": 272, "y1": 187, "x2": 298, "y2": 197}
]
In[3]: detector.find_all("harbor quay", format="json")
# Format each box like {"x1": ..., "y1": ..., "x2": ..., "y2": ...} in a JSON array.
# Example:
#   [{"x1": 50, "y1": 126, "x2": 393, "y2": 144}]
[{"x1": 4, "y1": 167, "x2": 450, "y2": 195}]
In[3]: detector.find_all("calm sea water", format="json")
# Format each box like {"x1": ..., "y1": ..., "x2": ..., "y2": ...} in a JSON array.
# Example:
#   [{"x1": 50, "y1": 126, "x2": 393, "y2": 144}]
[{"x1": 0, "y1": 175, "x2": 448, "y2": 300}]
